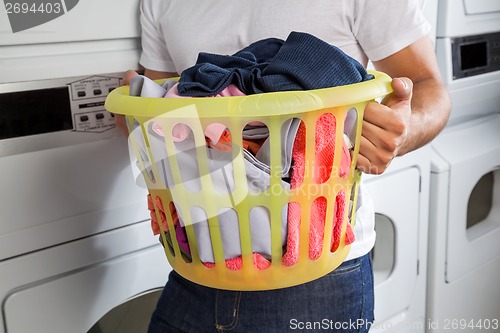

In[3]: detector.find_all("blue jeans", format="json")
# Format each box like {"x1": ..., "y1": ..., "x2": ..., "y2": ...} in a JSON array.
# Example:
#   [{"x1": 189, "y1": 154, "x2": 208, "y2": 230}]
[{"x1": 148, "y1": 253, "x2": 374, "y2": 333}]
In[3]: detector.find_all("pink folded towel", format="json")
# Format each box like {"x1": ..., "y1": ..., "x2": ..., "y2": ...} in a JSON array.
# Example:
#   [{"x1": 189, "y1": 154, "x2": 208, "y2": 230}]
[
  {"x1": 159, "y1": 83, "x2": 250, "y2": 144},
  {"x1": 283, "y1": 113, "x2": 355, "y2": 266},
  {"x1": 148, "y1": 195, "x2": 191, "y2": 255},
  {"x1": 202, "y1": 253, "x2": 271, "y2": 271}
]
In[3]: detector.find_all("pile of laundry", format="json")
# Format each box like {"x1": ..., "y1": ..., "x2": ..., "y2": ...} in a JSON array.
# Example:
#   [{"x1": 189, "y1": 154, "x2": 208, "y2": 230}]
[{"x1": 130, "y1": 31, "x2": 373, "y2": 270}]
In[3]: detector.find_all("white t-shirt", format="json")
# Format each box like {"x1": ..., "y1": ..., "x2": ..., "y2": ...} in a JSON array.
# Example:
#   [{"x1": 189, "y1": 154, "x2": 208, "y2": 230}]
[{"x1": 138, "y1": 0, "x2": 431, "y2": 261}]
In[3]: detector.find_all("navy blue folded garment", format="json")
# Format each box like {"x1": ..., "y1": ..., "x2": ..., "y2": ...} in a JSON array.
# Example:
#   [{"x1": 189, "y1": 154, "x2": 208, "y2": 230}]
[{"x1": 177, "y1": 31, "x2": 373, "y2": 96}]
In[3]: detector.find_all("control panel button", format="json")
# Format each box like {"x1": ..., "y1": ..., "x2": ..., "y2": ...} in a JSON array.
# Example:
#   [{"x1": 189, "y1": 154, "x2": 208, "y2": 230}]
[{"x1": 69, "y1": 76, "x2": 121, "y2": 133}]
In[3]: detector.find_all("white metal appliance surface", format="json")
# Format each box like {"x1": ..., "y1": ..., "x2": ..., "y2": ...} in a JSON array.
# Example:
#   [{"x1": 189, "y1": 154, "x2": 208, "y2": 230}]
[
  {"x1": 428, "y1": 1, "x2": 500, "y2": 331},
  {"x1": 0, "y1": 1, "x2": 171, "y2": 332},
  {"x1": 0, "y1": 0, "x2": 142, "y2": 83},
  {"x1": 429, "y1": 116, "x2": 500, "y2": 332},
  {"x1": 367, "y1": 1, "x2": 437, "y2": 331},
  {"x1": 368, "y1": 148, "x2": 430, "y2": 333},
  {"x1": 434, "y1": 0, "x2": 500, "y2": 126},
  {"x1": 1, "y1": 222, "x2": 169, "y2": 333}
]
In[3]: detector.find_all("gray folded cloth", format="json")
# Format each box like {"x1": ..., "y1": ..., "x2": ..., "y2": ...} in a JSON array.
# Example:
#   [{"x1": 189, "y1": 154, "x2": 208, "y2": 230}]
[
  {"x1": 129, "y1": 75, "x2": 177, "y2": 97},
  {"x1": 253, "y1": 118, "x2": 301, "y2": 178},
  {"x1": 128, "y1": 75, "x2": 178, "y2": 180},
  {"x1": 146, "y1": 128, "x2": 289, "y2": 262}
]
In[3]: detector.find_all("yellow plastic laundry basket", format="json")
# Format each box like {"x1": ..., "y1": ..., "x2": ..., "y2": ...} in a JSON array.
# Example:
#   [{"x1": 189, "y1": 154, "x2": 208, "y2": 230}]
[{"x1": 105, "y1": 70, "x2": 392, "y2": 291}]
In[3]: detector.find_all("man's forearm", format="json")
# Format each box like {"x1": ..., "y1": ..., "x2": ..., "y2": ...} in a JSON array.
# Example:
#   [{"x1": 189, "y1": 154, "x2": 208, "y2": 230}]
[{"x1": 398, "y1": 77, "x2": 451, "y2": 156}]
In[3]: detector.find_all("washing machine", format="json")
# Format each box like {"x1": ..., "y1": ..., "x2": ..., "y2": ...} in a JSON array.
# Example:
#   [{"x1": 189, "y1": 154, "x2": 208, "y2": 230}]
[
  {"x1": 427, "y1": 1, "x2": 500, "y2": 332},
  {"x1": 367, "y1": 1, "x2": 437, "y2": 331},
  {"x1": 366, "y1": 147, "x2": 431, "y2": 333},
  {"x1": 0, "y1": 1, "x2": 171, "y2": 332}
]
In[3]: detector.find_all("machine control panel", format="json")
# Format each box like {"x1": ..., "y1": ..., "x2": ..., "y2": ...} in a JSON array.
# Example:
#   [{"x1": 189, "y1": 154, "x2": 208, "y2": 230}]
[
  {"x1": 452, "y1": 31, "x2": 500, "y2": 79},
  {"x1": 0, "y1": 74, "x2": 123, "y2": 140},
  {"x1": 68, "y1": 76, "x2": 121, "y2": 133}
]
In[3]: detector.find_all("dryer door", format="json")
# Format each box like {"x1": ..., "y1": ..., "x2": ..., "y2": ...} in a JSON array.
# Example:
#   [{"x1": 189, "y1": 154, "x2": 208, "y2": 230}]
[
  {"x1": 366, "y1": 167, "x2": 421, "y2": 324},
  {"x1": 1, "y1": 222, "x2": 170, "y2": 333},
  {"x1": 432, "y1": 115, "x2": 500, "y2": 282}
]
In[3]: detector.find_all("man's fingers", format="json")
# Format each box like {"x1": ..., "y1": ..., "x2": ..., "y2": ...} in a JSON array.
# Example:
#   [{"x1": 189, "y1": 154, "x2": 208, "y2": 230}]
[
  {"x1": 123, "y1": 70, "x2": 139, "y2": 85},
  {"x1": 382, "y1": 77, "x2": 413, "y2": 106}
]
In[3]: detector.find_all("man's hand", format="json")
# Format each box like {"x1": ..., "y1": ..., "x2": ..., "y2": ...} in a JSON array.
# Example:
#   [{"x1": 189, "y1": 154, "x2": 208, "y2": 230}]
[
  {"x1": 113, "y1": 70, "x2": 139, "y2": 136},
  {"x1": 356, "y1": 77, "x2": 413, "y2": 174}
]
